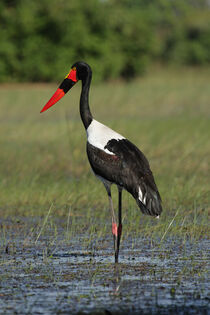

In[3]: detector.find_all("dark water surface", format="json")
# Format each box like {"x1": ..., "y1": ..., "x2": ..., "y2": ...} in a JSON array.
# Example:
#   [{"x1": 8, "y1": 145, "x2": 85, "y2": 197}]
[{"x1": 0, "y1": 218, "x2": 209, "y2": 314}]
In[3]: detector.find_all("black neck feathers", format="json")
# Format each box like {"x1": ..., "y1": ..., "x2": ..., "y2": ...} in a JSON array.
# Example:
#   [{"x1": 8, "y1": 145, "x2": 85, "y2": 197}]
[{"x1": 80, "y1": 72, "x2": 93, "y2": 129}]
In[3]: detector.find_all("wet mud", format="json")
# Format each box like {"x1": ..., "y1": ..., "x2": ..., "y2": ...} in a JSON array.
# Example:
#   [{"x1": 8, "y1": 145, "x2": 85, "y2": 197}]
[{"x1": 0, "y1": 218, "x2": 209, "y2": 314}]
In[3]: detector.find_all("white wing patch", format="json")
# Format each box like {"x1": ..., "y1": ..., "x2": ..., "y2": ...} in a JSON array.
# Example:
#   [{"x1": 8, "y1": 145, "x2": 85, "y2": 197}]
[
  {"x1": 138, "y1": 187, "x2": 146, "y2": 205},
  {"x1": 86, "y1": 119, "x2": 125, "y2": 154}
]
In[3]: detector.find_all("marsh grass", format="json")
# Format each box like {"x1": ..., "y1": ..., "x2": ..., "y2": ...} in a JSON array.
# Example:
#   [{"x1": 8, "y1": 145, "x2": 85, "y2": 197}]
[{"x1": 0, "y1": 67, "x2": 209, "y2": 241}]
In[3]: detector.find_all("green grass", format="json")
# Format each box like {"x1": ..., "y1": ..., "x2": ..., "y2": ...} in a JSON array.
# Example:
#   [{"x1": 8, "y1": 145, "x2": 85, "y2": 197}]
[{"x1": 0, "y1": 67, "x2": 209, "y2": 239}]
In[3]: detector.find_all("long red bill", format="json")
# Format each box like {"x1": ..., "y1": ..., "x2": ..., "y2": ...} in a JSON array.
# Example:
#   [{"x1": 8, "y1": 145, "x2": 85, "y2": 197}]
[
  {"x1": 40, "y1": 88, "x2": 65, "y2": 113},
  {"x1": 40, "y1": 68, "x2": 78, "y2": 113}
]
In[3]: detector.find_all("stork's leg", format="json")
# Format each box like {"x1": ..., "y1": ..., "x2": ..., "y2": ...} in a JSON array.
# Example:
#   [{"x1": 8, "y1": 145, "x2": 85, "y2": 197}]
[
  {"x1": 103, "y1": 183, "x2": 118, "y2": 255},
  {"x1": 115, "y1": 186, "x2": 122, "y2": 263}
]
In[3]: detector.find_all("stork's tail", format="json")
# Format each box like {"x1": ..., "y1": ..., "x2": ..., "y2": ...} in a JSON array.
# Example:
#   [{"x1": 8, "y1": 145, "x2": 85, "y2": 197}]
[{"x1": 136, "y1": 185, "x2": 162, "y2": 217}]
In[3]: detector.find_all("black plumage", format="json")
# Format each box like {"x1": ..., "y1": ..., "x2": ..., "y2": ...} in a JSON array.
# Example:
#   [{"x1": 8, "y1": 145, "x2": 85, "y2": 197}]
[{"x1": 87, "y1": 139, "x2": 162, "y2": 217}]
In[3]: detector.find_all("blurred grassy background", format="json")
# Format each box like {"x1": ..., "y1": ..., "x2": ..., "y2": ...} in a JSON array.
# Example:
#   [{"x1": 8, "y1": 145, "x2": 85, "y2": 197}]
[{"x1": 0, "y1": 67, "x2": 209, "y2": 238}]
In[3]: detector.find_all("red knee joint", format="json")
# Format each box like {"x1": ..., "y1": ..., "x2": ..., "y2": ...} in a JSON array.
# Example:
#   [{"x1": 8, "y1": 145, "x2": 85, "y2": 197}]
[
  {"x1": 112, "y1": 223, "x2": 122, "y2": 237},
  {"x1": 112, "y1": 223, "x2": 118, "y2": 237}
]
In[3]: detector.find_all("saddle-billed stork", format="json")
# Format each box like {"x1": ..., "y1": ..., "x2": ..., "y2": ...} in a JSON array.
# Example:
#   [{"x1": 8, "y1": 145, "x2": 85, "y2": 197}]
[{"x1": 41, "y1": 61, "x2": 162, "y2": 263}]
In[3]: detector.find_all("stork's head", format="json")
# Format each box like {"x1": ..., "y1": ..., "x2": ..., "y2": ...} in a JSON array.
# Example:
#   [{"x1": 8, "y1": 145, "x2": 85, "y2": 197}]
[
  {"x1": 40, "y1": 61, "x2": 91, "y2": 113},
  {"x1": 72, "y1": 61, "x2": 92, "y2": 81}
]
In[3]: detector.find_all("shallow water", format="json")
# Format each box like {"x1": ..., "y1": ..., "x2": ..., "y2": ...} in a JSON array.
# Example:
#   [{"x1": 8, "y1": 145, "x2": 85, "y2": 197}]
[{"x1": 0, "y1": 218, "x2": 209, "y2": 314}]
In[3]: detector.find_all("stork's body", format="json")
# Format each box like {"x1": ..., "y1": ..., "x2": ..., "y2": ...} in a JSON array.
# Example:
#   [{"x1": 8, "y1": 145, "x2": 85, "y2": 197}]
[{"x1": 41, "y1": 61, "x2": 162, "y2": 263}]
